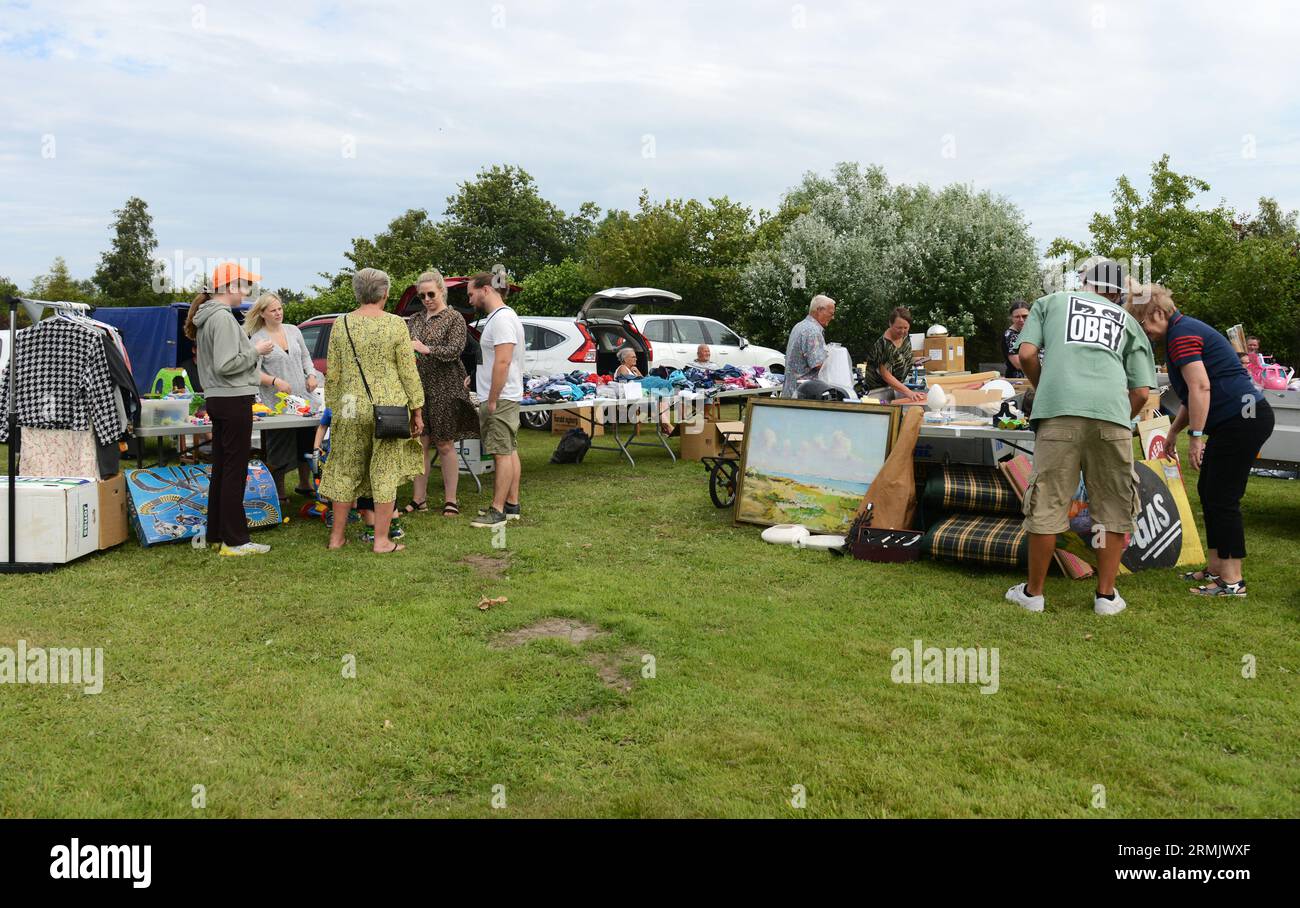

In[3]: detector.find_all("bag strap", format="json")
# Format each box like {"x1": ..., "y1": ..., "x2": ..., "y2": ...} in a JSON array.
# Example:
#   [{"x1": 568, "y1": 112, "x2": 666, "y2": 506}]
[{"x1": 342, "y1": 315, "x2": 375, "y2": 405}]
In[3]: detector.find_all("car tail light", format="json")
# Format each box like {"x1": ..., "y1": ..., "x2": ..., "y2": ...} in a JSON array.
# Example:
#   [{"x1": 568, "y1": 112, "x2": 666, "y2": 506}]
[
  {"x1": 629, "y1": 324, "x2": 652, "y2": 361},
  {"x1": 570, "y1": 323, "x2": 597, "y2": 363}
]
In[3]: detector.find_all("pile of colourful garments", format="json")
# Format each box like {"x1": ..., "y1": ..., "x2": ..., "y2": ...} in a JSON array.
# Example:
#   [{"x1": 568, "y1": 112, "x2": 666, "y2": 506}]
[{"x1": 520, "y1": 365, "x2": 782, "y2": 404}]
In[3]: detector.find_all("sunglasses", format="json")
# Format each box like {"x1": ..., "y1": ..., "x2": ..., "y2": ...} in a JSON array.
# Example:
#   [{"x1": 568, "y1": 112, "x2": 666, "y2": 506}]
[{"x1": 418, "y1": 291, "x2": 440, "y2": 300}]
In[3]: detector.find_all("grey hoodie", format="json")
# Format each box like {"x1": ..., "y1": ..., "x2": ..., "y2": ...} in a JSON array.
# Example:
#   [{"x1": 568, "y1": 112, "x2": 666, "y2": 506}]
[{"x1": 194, "y1": 299, "x2": 260, "y2": 397}]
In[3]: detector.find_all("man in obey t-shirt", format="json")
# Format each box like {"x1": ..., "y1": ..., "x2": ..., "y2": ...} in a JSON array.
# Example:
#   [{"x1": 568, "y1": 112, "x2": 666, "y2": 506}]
[{"x1": 1006, "y1": 260, "x2": 1157, "y2": 617}]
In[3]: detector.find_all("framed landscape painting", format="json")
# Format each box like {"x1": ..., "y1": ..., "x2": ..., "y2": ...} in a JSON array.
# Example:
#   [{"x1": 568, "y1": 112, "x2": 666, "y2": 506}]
[{"x1": 735, "y1": 398, "x2": 899, "y2": 534}]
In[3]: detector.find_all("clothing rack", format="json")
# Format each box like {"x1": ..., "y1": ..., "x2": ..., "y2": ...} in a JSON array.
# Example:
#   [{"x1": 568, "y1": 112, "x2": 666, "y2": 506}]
[{"x1": 2, "y1": 296, "x2": 94, "y2": 573}]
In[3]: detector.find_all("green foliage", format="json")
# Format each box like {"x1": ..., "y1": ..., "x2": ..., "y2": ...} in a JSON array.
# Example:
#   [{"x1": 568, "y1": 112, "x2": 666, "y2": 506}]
[
  {"x1": 92, "y1": 196, "x2": 167, "y2": 306},
  {"x1": 741, "y1": 163, "x2": 1040, "y2": 363},
  {"x1": 28, "y1": 257, "x2": 98, "y2": 304},
  {"x1": 514, "y1": 259, "x2": 597, "y2": 317},
  {"x1": 583, "y1": 191, "x2": 757, "y2": 324},
  {"x1": 442, "y1": 164, "x2": 597, "y2": 279},
  {"x1": 1048, "y1": 156, "x2": 1300, "y2": 364},
  {"x1": 327, "y1": 208, "x2": 451, "y2": 291},
  {"x1": 0, "y1": 275, "x2": 19, "y2": 300}
]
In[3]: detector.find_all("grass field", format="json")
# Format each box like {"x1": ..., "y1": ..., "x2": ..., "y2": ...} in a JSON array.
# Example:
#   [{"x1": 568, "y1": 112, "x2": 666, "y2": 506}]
[{"x1": 1, "y1": 412, "x2": 1297, "y2": 818}]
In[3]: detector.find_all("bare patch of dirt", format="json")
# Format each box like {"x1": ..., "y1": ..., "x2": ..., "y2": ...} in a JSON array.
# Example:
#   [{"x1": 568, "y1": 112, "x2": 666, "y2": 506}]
[
  {"x1": 490, "y1": 618, "x2": 606, "y2": 649},
  {"x1": 459, "y1": 552, "x2": 511, "y2": 580},
  {"x1": 585, "y1": 648, "x2": 644, "y2": 693}
]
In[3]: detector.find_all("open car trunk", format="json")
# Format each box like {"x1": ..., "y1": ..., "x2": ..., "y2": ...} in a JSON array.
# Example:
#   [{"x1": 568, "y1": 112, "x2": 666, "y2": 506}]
[{"x1": 577, "y1": 288, "x2": 681, "y2": 377}]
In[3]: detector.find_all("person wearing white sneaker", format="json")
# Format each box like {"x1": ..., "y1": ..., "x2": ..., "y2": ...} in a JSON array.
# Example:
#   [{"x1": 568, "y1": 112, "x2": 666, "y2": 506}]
[
  {"x1": 220, "y1": 541, "x2": 271, "y2": 557},
  {"x1": 1005, "y1": 583, "x2": 1044, "y2": 613},
  {"x1": 1009, "y1": 260, "x2": 1157, "y2": 616}
]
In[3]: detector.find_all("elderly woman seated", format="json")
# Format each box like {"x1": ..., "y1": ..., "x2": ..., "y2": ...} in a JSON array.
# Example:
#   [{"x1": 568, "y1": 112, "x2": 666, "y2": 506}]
[{"x1": 614, "y1": 347, "x2": 673, "y2": 434}]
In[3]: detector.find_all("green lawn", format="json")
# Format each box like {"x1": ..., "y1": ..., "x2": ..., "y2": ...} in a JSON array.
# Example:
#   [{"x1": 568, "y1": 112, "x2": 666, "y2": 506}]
[{"x1": 1, "y1": 414, "x2": 1297, "y2": 818}]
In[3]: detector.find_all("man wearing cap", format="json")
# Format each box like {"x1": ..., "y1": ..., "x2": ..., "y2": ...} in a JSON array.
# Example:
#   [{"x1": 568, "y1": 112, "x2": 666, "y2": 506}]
[{"x1": 1005, "y1": 260, "x2": 1157, "y2": 616}]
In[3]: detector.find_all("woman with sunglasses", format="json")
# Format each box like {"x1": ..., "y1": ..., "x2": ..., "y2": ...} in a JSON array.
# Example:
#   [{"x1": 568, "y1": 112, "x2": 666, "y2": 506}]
[{"x1": 405, "y1": 270, "x2": 480, "y2": 517}]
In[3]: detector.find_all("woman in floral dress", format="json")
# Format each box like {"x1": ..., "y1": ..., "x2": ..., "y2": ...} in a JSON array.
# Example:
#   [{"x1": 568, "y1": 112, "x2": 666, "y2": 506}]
[
  {"x1": 405, "y1": 269, "x2": 480, "y2": 517},
  {"x1": 319, "y1": 268, "x2": 424, "y2": 553}
]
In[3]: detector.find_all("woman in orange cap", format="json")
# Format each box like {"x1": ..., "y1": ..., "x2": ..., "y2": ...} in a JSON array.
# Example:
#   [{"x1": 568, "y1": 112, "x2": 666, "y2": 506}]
[{"x1": 185, "y1": 262, "x2": 288, "y2": 556}]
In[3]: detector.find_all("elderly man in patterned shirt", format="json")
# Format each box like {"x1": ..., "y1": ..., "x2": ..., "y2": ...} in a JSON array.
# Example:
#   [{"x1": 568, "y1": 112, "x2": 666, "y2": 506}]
[{"x1": 781, "y1": 294, "x2": 836, "y2": 398}]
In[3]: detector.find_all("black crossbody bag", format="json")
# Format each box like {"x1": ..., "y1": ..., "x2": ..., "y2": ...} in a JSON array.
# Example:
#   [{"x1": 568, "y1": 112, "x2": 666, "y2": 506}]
[{"x1": 342, "y1": 315, "x2": 411, "y2": 439}]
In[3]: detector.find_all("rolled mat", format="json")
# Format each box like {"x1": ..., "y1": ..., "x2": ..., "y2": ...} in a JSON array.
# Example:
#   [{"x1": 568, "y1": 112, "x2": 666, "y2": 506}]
[
  {"x1": 922, "y1": 514, "x2": 1029, "y2": 568},
  {"x1": 922, "y1": 464, "x2": 1022, "y2": 518}
]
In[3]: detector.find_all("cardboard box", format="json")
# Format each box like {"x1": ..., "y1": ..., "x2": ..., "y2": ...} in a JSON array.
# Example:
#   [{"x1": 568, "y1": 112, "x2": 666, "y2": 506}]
[
  {"x1": 680, "y1": 420, "x2": 744, "y2": 461},
  {"x1": 552, "y1": 404, "x2": 605, "y2": 436},
  {"x1": 0, "y1": 477, "x2": 100, "y2": 564},
  {"x1": 97, "y1": 474, "x2": 129, "y2": 550},
  {"x1": 924, "y1": 336, "x2": 966, "y2": 373},
  {"x1": 452, "y1": 438, "x2": 494, "y2": 475}
]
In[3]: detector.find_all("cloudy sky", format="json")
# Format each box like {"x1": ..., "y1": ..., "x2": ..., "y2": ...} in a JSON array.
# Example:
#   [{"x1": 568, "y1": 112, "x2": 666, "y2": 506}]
[{"x1": 2, "y1": 0, "x2": 1297, "y2": 292}]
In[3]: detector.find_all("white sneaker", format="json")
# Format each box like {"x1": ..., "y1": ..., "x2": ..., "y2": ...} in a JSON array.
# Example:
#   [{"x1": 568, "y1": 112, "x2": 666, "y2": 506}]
[
  {"x1": 1094, "y1": 589, "x2": 1127, "y2": 616},
  {"x1": 219, "y1": 542, "x2": 270, "y2": 557},
  {"x1": 1005, "y1": 583, "x2": 1044, "y2": 613}
]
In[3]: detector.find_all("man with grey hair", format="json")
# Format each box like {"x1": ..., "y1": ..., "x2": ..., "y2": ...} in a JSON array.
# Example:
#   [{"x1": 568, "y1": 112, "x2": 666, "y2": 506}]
[{"x1": 780, "y1": 294, "x2": 835, "y2": 397}]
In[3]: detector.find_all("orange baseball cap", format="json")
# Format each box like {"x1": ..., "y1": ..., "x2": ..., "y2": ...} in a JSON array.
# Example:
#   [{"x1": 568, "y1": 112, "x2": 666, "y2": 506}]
[{"x1": 210, "y1": 261, "x2": 262, "y2": 290}]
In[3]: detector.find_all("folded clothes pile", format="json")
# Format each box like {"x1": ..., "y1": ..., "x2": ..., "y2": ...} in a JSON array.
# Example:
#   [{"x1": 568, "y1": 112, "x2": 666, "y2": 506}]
[{"x1": 520, "y1": 364, "x2": 782, "y2": 404}]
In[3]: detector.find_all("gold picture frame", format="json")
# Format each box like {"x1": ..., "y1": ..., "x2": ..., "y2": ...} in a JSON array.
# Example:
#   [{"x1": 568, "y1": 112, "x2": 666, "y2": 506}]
[{"x1": 734, "y1": 398, "x2": 901, "y2": 533}]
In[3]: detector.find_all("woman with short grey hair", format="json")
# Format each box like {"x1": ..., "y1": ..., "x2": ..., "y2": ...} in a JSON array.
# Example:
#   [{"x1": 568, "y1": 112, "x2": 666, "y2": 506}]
[{"x1": 318, "y1": 267, "x2": 425, "y2": 552}]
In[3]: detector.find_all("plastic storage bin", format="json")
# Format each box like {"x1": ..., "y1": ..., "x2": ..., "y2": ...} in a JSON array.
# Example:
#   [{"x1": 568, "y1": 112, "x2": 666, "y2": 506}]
[{"x1": 140, "y1": 398, "x2": 191, "y2": 427}]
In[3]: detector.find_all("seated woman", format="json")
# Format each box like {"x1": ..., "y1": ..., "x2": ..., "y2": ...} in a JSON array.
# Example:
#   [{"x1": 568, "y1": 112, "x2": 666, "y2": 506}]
[
  {"x1": 862, "y1": 307, "x2": 926, "y2": 402},
  {"x1": 614, "y1": 347, "x2": 673, "y2": 434}
]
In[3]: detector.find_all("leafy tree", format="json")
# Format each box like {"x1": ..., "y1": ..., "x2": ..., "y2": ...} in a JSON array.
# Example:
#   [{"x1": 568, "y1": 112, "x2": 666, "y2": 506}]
[
  {"x1": 442, "y1": 164, "x2": 591, "y2": 278},
  {"x1": 1048, "y1": 157, "x2": 1300, "y2": 364},
  {"x1": 582, "y1": 191, "x2": 756, "y2": 324},
  {"x1": 0, "y1": 275, "x2": 19, "y2": 300},
  {"x1": 29, "y1": 257, "x2": 98, "y2": 303},
  {"x1": 741, "y1": 163, "x2": 1040, "y2": 363},
  {"x1": 92, "y1": 196, "x2": 166, "y2": 306},
  {"x1": 514, "y1": 259, "x2": 597, "y2": 317},
  {"x1": 324, "y1": 208, "x2": 452, "y2": 291}
]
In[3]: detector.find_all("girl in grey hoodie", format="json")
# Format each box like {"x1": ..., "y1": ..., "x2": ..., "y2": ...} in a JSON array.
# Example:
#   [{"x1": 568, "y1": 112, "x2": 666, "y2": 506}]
[{"x1": 183, "y1": 266, "x2": 288, "y2": 556}]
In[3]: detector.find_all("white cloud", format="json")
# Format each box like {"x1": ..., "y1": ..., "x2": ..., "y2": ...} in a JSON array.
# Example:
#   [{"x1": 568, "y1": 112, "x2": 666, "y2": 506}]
[{"x1": 0, "y1": 0, "x2": 1296, "y2": 291}]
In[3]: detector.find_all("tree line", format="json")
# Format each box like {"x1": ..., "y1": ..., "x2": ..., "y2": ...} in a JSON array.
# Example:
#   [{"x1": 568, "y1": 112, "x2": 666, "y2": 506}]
[{"x1": 8, "y1": 158, "x2": 1298, "y2": 365}]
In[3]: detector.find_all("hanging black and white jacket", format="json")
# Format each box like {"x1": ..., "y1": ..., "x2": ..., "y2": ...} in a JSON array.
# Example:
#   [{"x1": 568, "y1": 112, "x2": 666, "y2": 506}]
[{"x1": 0, "y1": 319, "x2": 120, "y2": 445}]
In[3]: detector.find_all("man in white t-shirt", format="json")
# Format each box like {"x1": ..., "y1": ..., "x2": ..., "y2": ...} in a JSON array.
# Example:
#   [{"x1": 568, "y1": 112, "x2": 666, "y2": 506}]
[{"x1": 467, "y1": 272, "x2": 526, "y2": 528}]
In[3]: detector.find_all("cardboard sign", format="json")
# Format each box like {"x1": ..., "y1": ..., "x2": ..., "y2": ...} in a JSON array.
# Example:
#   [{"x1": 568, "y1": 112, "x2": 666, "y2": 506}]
[
  {"x1": 125, "y1": 460, "x2": 281, "y2": 546},
  {"x1": 1060, "y1": 457, "x2": 1205, "y2": 573},
  {"x1": 1137, "y1": 415, "x2": 1171, "y2": 461}
]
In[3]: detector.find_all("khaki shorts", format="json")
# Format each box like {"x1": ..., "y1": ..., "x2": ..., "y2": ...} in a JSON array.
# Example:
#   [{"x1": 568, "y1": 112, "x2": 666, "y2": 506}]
[
  {"x1": 1023, "y1": 415, "x2": 1139, "y2": 535},
  {"x1": 479, "y1": 399, "x2": 520, "y2": 455}
]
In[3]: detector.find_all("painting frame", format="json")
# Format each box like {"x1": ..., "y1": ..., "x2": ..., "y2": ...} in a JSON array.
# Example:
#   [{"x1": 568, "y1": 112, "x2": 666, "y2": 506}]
[{"x1": 734, "y1": 397, "x2": 900, "y2": 533}]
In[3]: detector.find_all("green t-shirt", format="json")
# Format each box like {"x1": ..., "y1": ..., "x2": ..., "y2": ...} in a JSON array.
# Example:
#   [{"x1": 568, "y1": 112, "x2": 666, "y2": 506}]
[{"x1": 1015, "y1": 290, "x2": 1156, "y2": 428}]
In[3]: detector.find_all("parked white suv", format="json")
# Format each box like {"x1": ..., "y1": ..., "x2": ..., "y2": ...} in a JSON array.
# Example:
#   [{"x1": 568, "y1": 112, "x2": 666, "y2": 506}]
[{"x1": 631, "y1": 314, "x2": 784, "y2": 373}]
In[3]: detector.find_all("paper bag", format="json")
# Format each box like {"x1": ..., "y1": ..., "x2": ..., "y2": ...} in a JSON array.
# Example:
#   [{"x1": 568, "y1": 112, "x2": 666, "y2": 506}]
[{"x1": 855, "y1": 407, "x2": 921, "y2": 529}]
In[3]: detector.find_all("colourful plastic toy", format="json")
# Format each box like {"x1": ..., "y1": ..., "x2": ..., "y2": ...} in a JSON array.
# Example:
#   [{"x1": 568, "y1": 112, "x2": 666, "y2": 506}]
[{"x1": 149, "y1": 367, "x2": 193, "y2": 398}]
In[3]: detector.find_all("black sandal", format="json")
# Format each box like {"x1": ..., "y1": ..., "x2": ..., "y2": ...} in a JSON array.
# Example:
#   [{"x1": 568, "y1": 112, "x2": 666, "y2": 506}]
[
  {"x1": 441, "y1": 502, "x2": 460, "y2": 517},
  {"x1": 403, "y1": 499, "x2": 429, "y2": 514},
  {"x1": 1179, "y1": 566, "x2": 1219, "y2": 582}
]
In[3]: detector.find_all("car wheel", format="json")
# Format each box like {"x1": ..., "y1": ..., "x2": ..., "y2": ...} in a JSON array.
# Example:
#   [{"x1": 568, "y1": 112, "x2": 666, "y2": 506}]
[{"x1": 521, "y1": 409, "x2": 552, "y2": 431}]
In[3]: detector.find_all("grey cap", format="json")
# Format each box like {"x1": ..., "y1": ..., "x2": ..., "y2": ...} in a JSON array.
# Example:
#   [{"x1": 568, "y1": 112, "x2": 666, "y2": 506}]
[{"x1": 1081, "y1": 259, "x2": 1127, "y2": 293}]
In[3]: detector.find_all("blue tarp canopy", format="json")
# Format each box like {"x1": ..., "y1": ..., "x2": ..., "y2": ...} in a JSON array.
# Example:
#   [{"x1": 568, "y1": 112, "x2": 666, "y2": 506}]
[
  {"x1": 93, "y1": 305, "x2": 183, "y2": 397},
  {"x1": 94, "y1": 302, "x2": 249, "y2": 397}
]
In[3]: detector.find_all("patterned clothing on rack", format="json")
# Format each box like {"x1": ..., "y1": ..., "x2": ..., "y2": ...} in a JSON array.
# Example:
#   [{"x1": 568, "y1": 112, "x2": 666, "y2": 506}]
[{"x1": 0, "y1": 319, "x2": 120, "y2": 444}]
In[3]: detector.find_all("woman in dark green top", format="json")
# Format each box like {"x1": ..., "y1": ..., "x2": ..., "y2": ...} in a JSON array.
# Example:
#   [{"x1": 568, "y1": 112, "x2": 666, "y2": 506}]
[{"x1": 863, "y1": 307, "x2": 925, "y2": 402}]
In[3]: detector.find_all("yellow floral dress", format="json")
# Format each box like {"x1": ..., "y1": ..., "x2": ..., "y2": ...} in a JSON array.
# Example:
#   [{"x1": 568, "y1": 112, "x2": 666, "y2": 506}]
[{"x1": 319, "y1": 312, "x2": 425, "y2": 503}]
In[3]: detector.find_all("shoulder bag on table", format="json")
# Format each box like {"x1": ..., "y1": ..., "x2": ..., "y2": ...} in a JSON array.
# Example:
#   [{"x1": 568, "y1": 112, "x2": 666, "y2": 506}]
[{"x1": 342, "y1": 315, "x2": 411, "y2": 439}]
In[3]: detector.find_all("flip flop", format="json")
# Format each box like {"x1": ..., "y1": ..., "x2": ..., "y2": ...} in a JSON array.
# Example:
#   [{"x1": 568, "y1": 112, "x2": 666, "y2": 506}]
[
  {"x1": 373, "y1": 542, "x2": 406, "y2": 554},
  {"x1": 403, "y1": 500, "x2": 429, "y2": 514}
]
